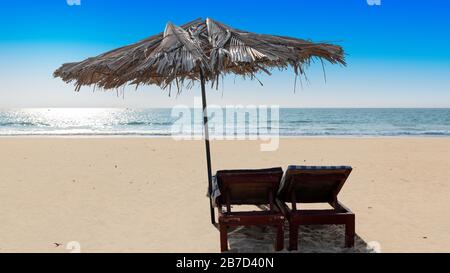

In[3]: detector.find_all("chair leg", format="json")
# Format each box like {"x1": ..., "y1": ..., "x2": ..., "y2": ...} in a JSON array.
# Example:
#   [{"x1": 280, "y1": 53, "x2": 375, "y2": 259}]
[
  {"x1": 275, "y1": 224, "x2": 284, "y2": 251},
  {"x1": 288, "y1": 222, "x2": 298, "y2": 251},
  {"x1": 345, "y1": 218, "x2": 355, "y2": 248},
  {"x1": 220, "y1": 224, "x2": 228, "y2": 252}
]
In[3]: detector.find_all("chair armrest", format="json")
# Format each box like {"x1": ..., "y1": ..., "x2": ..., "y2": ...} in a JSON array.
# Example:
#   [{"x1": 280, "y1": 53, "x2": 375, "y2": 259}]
[{"x1": 335, "y1": 201, "x2": 353, "y2": 214}]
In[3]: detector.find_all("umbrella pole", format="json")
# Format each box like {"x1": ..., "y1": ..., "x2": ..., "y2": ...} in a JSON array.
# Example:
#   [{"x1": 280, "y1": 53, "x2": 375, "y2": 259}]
[{"x1": 200, "y1": 70, "x2": 215, "y2": 225}]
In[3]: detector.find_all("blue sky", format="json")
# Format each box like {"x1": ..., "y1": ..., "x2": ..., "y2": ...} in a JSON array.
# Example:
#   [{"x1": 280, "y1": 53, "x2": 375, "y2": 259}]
[{"x1": 0, "y1": 0, "x2": 450, "y2": 107}]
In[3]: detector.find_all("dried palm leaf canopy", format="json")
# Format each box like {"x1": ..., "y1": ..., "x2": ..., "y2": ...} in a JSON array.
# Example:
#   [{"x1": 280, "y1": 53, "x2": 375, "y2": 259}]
[{"x1": 54, "y1": 18, "x2": 345, "y2": 93}]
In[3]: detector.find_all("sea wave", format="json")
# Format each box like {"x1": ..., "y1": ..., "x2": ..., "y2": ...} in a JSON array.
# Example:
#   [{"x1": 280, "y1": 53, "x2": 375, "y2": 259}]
[
  {"x1": 120, "y1": 121, "x2": 174, "y2": 126},
  {"x1": 1, "y1": 131, "x2": 450, "y2": 137},
  {"x1": 0, "y1": 121, "x2": 50, "y2": 127}
]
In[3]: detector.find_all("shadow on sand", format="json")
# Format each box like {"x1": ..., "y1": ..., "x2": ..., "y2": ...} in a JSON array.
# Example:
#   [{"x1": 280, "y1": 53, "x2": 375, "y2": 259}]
[{"x1": 225, "y1": 224, "x2": 375, "y2": 253}]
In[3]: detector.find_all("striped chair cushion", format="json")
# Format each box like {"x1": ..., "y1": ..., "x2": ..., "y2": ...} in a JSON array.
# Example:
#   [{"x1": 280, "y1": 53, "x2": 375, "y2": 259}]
[{"x1": 286, "y1": 165, "x2": 352, "y2": 171}]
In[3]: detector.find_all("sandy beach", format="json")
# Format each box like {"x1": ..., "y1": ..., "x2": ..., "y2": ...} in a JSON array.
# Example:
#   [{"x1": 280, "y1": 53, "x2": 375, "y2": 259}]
[{"x1": 0, "y1": 137, "x2": 449, "y2": 253}]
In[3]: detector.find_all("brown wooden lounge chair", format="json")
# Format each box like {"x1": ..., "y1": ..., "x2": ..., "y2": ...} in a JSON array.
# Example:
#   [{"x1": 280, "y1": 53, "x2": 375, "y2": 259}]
[
  {"x1": 213, "y1": 168, "x2": 285, "y2": 252},
  {"x1": 277, "y1": 166, "x2": 355, "y2": 251}
]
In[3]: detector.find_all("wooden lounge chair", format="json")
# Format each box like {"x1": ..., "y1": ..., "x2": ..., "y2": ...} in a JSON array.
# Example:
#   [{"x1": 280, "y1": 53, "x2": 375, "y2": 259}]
[
  {"x1": 277, "y1": 166, "x2": 355, "y2": 251},
  {"x1": 214, "y1": 168, "x2": 285, "y2": 252}
]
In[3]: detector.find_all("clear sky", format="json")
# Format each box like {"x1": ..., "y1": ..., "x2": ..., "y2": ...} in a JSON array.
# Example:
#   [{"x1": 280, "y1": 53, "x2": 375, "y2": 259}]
[{"x1": 0, "y1": 0, "x2": 449, "y2": 108}]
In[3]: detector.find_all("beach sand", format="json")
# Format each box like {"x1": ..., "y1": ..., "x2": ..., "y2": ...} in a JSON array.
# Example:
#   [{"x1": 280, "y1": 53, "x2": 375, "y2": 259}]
[{"x1": 0, "y1": 137, "x2": 449, "y2": 253}]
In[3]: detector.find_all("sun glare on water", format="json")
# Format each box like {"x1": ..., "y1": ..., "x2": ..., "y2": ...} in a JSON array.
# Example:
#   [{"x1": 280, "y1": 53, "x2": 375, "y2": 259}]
[
  {"x1": 28, "y1": 108, "x2": 115, "y2": 122},
  {"x1": 0, "y1": 108, "x2": 175, "y2": 136},
  {"x1": 13, "y1": 108, "x2": 127, "y2": 135}
]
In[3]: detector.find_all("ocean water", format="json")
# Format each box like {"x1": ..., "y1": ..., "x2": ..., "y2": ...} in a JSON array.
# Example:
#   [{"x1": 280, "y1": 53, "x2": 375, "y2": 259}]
[{"x1": 0, "y1": 108, "x2": 449, "y2": 137}]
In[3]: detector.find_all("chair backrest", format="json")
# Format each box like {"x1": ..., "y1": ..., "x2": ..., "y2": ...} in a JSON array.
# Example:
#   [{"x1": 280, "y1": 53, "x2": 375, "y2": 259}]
[
  {"x1": 216, "y1": 167, "x2": 283, "y2": 207},
  {"x1": 277, "y1": 166, "x2": 352, "y2": 204}
]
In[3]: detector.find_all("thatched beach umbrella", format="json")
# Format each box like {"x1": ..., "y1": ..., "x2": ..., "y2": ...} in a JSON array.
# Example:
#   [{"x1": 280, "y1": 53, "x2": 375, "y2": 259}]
[{"x1": 54, "y1": 18, "x2": 345, "y2": 224}]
